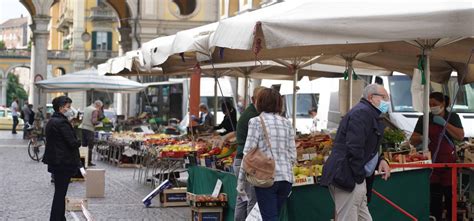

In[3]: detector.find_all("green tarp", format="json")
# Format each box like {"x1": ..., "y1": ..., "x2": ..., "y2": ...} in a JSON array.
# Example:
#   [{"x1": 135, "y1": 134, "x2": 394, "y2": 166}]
[{"x1": 187, "y1": 166, "x2": 430, "y2": 221}]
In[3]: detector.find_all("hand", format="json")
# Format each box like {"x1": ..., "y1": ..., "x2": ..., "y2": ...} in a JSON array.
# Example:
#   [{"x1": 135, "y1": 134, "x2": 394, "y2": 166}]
[
  {"x1": 433, "y1": 115, "x2": 446, "y2": 126},
  {"x1": 378, "y1": 159, "x2": 391, "y2": 181}
]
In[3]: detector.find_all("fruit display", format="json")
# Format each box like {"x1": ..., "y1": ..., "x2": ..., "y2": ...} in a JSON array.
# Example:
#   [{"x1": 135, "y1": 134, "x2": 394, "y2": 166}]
[
  {"x1": 384, "y1": 150, "x2": 431, "y2": 164},
  {"x1": 187, "y1": 192, "x2": 228, "y2": 207}
]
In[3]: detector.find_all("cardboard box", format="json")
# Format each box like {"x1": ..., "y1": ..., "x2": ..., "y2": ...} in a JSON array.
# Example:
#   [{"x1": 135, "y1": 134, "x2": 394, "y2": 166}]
[
  {"x1": 86, "y1": 169, "x2": 105, "y2": 198},
  {"x1": 65, "y1": 198, "x2": 87, "y2": 211},
  {"x1": 191, "y1": 207, "x2": 223, "y2": 221},
  {"x1": 79, "y1": 147, "x2": 88, "y2": 168},
  {"x1": 159, "y1": 188, "x2": 189, "y2": 207}
]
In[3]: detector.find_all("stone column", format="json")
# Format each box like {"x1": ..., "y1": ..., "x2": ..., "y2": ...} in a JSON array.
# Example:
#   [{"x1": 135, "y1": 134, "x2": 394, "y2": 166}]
[
  {"x1": 71, "y1": 0, "x2": 86, "y2": 71},
  {"x1": 118, "y1": 27, "x2": 133, "y2": 117},
  {"x1": 1, "y1": 77, "x2": 7, "y2": 106},
  {"x1": 118, "y1": 27, "x2": 133, "y2": 55},
  {"x1": 29, "y1": 16, "x2": 50, "y2": 108}
]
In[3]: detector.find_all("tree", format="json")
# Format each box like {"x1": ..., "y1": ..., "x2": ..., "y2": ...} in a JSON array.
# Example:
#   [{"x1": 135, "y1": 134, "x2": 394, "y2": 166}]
[
  {"x1": 0, "y1": 40, "x2": 5, "y2": 50},
  {"x1": 6, "y1": 73, "x2": 28, "y2": 106}
]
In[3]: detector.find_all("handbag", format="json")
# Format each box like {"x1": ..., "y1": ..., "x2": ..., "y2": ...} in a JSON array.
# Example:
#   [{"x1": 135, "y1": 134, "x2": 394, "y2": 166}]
[{"x1": 242, "y1": 115, "x2": 275, "y2": 188}]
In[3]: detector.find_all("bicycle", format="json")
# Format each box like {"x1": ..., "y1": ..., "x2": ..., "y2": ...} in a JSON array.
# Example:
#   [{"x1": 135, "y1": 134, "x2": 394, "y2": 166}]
[{"x1": 27, "y1": 123, "x2": 46, "y2": 162}]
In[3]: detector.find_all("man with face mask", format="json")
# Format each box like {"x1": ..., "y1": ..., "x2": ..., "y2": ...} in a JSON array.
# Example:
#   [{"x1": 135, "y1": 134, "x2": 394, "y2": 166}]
[
  {"x1": 79, "y1": 100, "x2": 103, "y2": 166},
  {"x1": 410, "y1": 92, "x2": 464, "y2": 221},
  {"x1": 320, "y1": 84, "x2": 391, "y2": 220}
]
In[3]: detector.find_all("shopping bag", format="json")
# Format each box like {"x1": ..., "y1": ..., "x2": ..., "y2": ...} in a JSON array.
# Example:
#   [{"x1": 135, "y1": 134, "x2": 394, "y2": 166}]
[{"x1": 245, "y1": 203, "x2": 263, "y2": 221}]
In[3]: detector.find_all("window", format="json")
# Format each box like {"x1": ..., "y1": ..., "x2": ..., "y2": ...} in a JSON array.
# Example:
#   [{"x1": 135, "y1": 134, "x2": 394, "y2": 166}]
[
  {"x1": 446, "y1": 78, "x2": 474, "y2": 113},
  {"x1": 91, "y1": 31, "x2": 112, "y2": 51},
  {"x1": 173, "y1": 0, "x2": 196, "y2": 16},
  {"x1": 96, "y1": 32, "x2": 107, "y2": 50},
  {"x1": 284, "y1": 93, "x2": 319, "y2": 118},
  {"x1": 388, "y1": 75, "x2": 415, "y2": 112}
]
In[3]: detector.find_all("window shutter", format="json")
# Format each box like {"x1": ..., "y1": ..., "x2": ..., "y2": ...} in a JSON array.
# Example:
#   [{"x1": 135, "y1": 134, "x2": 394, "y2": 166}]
[
  {"x1": 91, "y1": 31, "x2": 97, "y2": 50},
  {"x1": 107, "y1": 32, "x2": 112, "y2": 51}
]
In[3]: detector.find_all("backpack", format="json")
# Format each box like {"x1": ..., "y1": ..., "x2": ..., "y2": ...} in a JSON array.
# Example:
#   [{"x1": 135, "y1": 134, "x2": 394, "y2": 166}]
[{"x1": 20, "y1": 110, "x2": 25, "y2": 120}]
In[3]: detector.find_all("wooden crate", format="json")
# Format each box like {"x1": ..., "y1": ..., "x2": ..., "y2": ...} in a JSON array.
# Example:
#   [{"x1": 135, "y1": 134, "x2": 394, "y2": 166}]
[
  {"x1": 191, "y1": 207, "x2": 223, "y2": 221},
  {"x1": 65, "y1": 198, "x2": 87, "y2": 211},
  {"x1": 159, "y1": 188, "x2": 189, "y2": 207}
]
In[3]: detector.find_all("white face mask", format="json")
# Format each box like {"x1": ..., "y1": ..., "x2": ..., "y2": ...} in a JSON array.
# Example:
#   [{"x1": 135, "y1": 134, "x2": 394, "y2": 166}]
[
  {"x1": 64, "y1": 108, "x2": 75, "y2": 120},
  {"x1": 430, "y1": 106, "x2": 443, "y2": 115}
]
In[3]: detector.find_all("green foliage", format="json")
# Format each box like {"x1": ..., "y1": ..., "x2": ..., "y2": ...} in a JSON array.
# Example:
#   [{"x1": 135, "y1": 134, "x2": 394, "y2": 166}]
[
  {"x1": 6, "y1": 73, "x2": 28, "y2": 106},
  {"x1": 0, "y1": 40, "x2": 5, "y2": 50},
  {"x1": 383, "y1": 128, "x2": 406, "y2": 145}
]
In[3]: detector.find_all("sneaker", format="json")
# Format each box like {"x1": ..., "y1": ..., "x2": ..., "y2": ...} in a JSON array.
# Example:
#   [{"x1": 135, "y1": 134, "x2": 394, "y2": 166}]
[{"x1": 88, "y1": 163, "x2": 96, "y2": 167}]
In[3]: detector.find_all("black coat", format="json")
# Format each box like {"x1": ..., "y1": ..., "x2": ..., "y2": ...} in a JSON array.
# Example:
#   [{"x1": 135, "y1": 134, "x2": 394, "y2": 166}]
[
  {"x1": 320, "y1": 99, "x2": 385, "y2": 199},
  {"x1": 42, "y1": 112, "x2": 82, "y2": 170}
]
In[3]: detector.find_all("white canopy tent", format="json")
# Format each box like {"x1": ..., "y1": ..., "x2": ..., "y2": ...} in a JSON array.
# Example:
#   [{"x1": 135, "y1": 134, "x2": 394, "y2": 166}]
[
  {"x1": 209, "y1": 0, "x2": 474, "y2": 152},
  {"x1": 36, "y1": 67, "x2": 145, "y2": 93}
]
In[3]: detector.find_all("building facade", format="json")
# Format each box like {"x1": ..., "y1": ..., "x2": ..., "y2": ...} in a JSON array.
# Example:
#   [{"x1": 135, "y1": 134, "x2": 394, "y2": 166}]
[{"x1": 0, "y1": 16, "x2": 30, "y2": 49}]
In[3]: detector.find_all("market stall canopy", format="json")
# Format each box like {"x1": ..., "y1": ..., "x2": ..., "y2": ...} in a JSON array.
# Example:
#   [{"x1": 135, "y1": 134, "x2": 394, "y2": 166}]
[
  {"x1": 209, "y1": 0, "x2": 474, "y2": 83},
  {"x1": 98, "y1": 50, "x2": 145, "y2": 76},
  {"x1": 36, "y1": 67, "x2": 145, "y2": 93}
]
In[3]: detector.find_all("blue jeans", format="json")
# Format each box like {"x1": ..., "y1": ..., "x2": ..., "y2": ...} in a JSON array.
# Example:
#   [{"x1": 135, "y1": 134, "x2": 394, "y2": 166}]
[{"x1": 254, "y1": 181, "x2": 292, "y2": 221}]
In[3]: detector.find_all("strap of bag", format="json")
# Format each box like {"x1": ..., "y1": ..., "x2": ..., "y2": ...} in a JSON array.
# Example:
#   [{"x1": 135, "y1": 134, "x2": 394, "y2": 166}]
[{"x1": 259, "y1": 115, "x2": 272, "y2": 150}]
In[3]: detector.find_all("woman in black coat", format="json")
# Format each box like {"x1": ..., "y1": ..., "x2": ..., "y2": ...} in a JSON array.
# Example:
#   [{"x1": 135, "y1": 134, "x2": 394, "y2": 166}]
[{"x1": 42, "y1": 96, "x2": 81, "y2": 221}]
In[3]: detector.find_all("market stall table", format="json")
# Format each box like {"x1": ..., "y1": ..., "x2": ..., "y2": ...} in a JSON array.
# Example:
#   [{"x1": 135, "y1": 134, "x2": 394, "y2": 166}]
[{"x1": 187, "y1": 166, "x2": 430, "y2": 221}]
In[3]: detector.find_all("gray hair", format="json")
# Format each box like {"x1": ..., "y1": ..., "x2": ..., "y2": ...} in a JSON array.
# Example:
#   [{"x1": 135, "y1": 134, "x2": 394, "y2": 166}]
[
  {"x1": 362, "y1": 84, "x2": 381, "y2": 99},
  {"x1": 94, "y1": 100, "x2": 103, "y2": 107},
  {"x1": 199, "y1": 103, "x2": 208, "y2": 111}
]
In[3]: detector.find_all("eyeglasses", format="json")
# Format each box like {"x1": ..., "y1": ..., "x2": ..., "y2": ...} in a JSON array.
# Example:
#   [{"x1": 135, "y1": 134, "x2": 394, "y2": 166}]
[{"x1": 373, "y1": 93, "x2": 389, "y2": 100}]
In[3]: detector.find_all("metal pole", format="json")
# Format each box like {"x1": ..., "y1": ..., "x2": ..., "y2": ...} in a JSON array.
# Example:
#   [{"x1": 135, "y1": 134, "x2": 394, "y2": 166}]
[
  {"x1": 292, "y1": 66, "x2": 298, "y2": 129},
  {"x1": 243, "y1": 74, "x2": 249, "y2": 108},
  {"x1": 422, "y1": 49, "x2": 431, "y2": 152},
  {"x1": 214, "y1": 74, "x2": 218, "y2": 124},
  {"x1": 348, "y1": 59, "x2": 354, "y2": 109}
]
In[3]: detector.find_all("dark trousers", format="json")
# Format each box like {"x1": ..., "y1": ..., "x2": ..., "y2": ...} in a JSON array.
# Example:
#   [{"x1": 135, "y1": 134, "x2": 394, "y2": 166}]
[
  {"x1": 50, "y1": 170, "x2": 72, "y2": 221},
  {"x1": 12, "y1": 116, "x2": 18, "y2": 133},
  {"x1": 81, "y1": 129, "x2": 94, "y2": 163},
  {"x1": 254, "y1": 181, "x2": 292, "y2": 221},
  {"x1": 430, "y1": 184, "x2": 452, "y2": 221}
]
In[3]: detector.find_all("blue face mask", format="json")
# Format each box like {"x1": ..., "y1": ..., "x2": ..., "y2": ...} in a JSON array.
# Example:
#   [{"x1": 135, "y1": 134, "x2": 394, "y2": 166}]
[{"x1": 378, "y1": 100, "x2": 390, "y2": 113}]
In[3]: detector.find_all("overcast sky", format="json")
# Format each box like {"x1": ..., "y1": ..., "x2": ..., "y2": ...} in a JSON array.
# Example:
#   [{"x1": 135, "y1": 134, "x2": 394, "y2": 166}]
[{"x1": 0, "y1": 1, "x2": 30, "y2": 24}]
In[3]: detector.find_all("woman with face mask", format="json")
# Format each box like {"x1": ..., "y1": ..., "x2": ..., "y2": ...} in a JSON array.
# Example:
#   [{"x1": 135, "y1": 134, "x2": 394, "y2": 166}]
[
  {"x1": 410, "y1": 92, "x2": 464, "y2": 221},
  {"x1": 42, "y1": 96, "x2": 82, "y2": 221}
]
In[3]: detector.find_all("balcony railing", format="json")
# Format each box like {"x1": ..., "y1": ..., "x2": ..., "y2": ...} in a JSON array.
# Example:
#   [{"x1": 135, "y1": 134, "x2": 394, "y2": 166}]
[
  {"x1": 89, "y1": 7, "x2": 116, "y2": 21},
  {"x1": 47, "y1": 50, "x2": 70, "y2": 59},
  {"x1": 57, "y1": 10, "x2": 73, "y2": 32},
  {"x1": 87, "y1": 50, "x2": 118, "y2": 64},
  {"x1": 0, "y1": 49, "x2": 70, "y2": 59}
]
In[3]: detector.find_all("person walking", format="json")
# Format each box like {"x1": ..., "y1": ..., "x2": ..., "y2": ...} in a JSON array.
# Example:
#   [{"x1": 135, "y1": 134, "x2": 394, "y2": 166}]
[
  {"x1": 22, "y1": 102, "x2": 32, "y2": 139},
  {"x1": 79, "y1": 100, "x2": 103, "y2": 167},
  {"x1": 410, "y1": 92, "x2": 464, "y2": 220},
  {"x1": 42, "y1": 96, "x2": 82, "y2": 221},
  {"x1": 237, "y1": 88, "x2": 296, "y2": 221},
  {"x1": 233, "y1": 86, "x2": 265, "y2": 221},
  {"x1": 320, "y1": 84, "x2": 391, "y2": 221},
  {"x1": 11, "y1": 97, "x2": 19, "y2": 134}
]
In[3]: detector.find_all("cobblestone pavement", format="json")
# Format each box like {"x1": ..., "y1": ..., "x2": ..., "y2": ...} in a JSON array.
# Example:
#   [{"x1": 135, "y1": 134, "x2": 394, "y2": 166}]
[{"x1": 0, "y1": 131, "x2": 190, "y2": 221}]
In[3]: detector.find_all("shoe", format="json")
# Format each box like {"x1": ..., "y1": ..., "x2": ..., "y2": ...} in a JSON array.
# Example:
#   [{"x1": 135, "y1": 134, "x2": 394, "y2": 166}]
[
  {"x1": 88, "y1": 163, "x2": 96, "y2": 167},
  {"x1": 12, "y1": 132, "x2": 17, "y2": 134}
]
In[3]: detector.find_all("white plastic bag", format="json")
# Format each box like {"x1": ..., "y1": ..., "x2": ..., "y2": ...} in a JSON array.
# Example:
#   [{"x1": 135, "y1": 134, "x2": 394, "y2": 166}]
[
  {"x1": 411, "y1": 68, "x2": 424, "y2": 112},
  {"x1": 246, "y1": 203, "x2": 263, "y2": 221}
]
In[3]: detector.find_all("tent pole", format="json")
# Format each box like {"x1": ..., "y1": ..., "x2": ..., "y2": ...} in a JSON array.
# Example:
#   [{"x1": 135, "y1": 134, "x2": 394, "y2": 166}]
[
  {"x1": 348, "y1": 59, "x2": 354, "y2": 109},
  {"x1": 214, "y1": 74, "x2": 218, "y2": 124},
  {"x1": 244, "y1": 73, "x2": 249, "y2": 108},
  {"x1": 292, "y1": 65, "x2": 298, "y2": 129},
  {"x1": 422, "y1": 49, "x2": 431, "y2": 152}
]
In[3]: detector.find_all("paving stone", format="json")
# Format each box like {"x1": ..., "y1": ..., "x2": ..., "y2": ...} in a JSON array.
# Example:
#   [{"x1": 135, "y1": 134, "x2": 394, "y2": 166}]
[{"x1": 0, "y1": 131, "x2": 191, "y2": 220}]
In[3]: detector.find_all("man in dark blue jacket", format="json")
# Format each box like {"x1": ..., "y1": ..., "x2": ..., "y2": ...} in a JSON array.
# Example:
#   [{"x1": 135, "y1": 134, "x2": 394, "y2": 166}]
[{"x1": 320, "y1": 84, "x2": 391, "y2": 220}]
